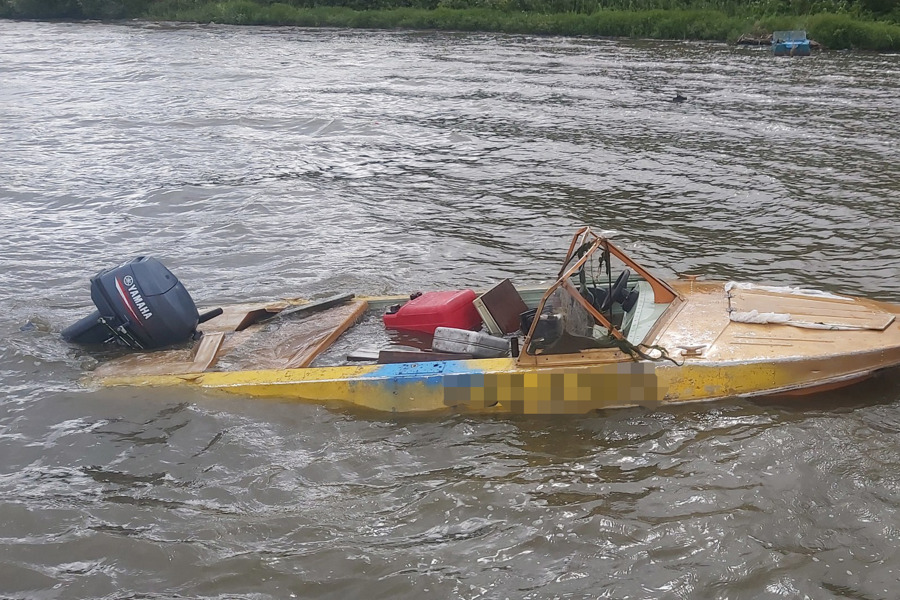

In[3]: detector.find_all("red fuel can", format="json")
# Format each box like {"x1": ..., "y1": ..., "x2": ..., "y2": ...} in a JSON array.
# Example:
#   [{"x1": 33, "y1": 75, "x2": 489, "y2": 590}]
[{"x1": 383, "y1": 290, "x2": 482, "y2": 334}]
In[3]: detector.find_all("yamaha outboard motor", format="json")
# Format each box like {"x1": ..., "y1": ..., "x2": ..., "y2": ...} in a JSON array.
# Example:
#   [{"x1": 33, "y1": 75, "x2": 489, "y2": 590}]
[{"x1": 62, "y1": 257, "x2": 200, "y2": 350}]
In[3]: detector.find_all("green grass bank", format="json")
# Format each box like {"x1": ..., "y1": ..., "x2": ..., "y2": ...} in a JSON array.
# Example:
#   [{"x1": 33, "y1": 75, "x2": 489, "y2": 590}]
[{"x1": 2, "y1": 0, "x2": 899, "y2": 50}]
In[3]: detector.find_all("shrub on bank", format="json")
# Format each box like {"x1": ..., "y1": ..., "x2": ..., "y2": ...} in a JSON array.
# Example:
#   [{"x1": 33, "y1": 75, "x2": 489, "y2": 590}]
[
  {"x1": 0, "y1": 0, "x2": 154, "y2": 19},
  {"x1": 2, "y1": 0, "x2": 899, "y2": 50},
  {"x1": 809, "y1": 12, "x2": 900, "y2": 48}
]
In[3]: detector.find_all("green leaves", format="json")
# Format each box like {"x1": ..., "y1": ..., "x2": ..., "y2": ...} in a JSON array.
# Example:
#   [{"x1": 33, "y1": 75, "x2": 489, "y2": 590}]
[{"x1": 3, "y1": 0, "x2": 897, "y2": 50}]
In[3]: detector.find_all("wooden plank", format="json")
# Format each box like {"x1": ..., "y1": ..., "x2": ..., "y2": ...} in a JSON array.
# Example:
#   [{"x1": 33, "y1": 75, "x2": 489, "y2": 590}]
[
  {"x1": 95, "y1": 301, "x2": 368, "y2": 377},
  {"x1": 231, "y1": 293, "x2": 354, "y2": 331},
  {"x1": 234, "y1": 307, "x2": 286, "y2": 332},
  {"x1": 94, "y1": 331, "x2": 226, "y2": 378},
  {"x1": 730, "y1": 289, "x2": 895, "y2": 330},
  {"x1": 286, "y1": 300, "x2": 369, "y2": 369},
  {"x1": 199, "y1": 300, "x2": 293, "y2": 333},
  {"x1": 189, "y1": 331, "x2": 225, "y2": 372},
  {"x1": 270, "y1": 293, "x2": 355, "y2": 323}
]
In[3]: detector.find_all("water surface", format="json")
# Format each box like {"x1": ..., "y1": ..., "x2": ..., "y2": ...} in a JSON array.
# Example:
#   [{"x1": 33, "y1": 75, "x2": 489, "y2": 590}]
[{"x1": 1, "y1": 20, "x2": 900, "y2": 599}]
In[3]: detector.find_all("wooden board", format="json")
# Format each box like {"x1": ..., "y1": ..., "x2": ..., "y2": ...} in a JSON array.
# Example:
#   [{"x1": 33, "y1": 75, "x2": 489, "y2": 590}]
[
  {"x1": 94, "y1": 300, "x2": 368, "y2": 378},
  {"x1": 220, "y1": 300, "x2": 369, "y2": 371},
  {"x1": 93, "y1": 331, "x2": 226, "y2": 377},
  {"x1": 198, "y1": 300, "x2": 295, "y2": 333},
  {"x1": 729, "y1": 289, "x2": 895, "y2": 331}
]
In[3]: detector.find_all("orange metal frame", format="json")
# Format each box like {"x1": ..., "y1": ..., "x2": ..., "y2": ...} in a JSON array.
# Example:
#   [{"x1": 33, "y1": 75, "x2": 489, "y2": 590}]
[{"x1": 521, "y1": 227, "x2": 680, "y2": 357}]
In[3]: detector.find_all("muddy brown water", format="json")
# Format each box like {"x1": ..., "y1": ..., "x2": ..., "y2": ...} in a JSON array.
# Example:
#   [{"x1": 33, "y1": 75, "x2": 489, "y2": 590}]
[{"x1": 2, "y1": 20, "x2": 900, "y2": 599}]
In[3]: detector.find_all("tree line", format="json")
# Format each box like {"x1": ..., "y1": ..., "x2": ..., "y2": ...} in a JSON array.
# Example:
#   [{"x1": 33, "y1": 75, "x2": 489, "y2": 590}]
[{"x1": 2, "y1": 0, "x2": 898, "y2": 49}]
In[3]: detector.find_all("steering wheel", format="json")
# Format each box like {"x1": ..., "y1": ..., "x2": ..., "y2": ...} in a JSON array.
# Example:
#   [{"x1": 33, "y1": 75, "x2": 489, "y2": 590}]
[{"x1": 600, "y1": 269, "x2": 631, "y2": 311}]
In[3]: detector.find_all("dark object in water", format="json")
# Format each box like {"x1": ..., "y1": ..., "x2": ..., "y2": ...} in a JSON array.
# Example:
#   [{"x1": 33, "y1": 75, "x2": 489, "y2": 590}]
[
  {"x1": 672, "y1": 92, "x2": 687, "y2": 103},
  {"x1": 62, "y1": 257, "x2": 203, "y2": 350}
]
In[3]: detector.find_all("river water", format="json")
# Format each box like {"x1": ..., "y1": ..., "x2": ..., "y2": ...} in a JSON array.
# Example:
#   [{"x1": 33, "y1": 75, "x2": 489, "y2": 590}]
[{"x1": 2, "y1": 19, "x2": 900, "y2": 599}]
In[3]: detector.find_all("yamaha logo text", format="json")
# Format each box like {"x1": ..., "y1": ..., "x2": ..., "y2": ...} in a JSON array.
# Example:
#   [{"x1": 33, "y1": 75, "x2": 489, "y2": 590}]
[{"x1": 118, "y1": 277, "x2": 153, "y2": 320}]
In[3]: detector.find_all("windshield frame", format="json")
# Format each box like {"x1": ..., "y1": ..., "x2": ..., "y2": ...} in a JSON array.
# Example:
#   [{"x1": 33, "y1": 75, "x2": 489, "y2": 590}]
[{"x1": 520, "y1": 227, "x2": 680, "y2": 359}]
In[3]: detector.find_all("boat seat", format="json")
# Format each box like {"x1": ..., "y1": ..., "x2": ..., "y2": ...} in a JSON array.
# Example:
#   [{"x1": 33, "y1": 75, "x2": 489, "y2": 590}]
[
  {"x1": 584, "y1": 283, "x2": 638, "y2": 314},
  {"x1": 622, "y1": 288, "x2": 640, "y2": 312},
  {"x1": 542, "y1": 330, "x2": 608, "y2": 354},
  {"x1": 583, "y1": 287, "x2": 609, "y2": 313}
]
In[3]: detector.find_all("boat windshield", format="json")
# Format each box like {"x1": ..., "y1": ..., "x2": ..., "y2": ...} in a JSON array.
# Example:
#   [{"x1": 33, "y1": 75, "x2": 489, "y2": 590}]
[{"x1": 524, "y1": 227, "x2": 679, "y2": 356}]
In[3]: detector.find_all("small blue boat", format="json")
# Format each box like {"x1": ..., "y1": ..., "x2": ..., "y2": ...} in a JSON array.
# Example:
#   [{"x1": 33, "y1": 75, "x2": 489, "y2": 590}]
[{"x1": 772, "y1": 30, "x2": 811, "y2": 56}]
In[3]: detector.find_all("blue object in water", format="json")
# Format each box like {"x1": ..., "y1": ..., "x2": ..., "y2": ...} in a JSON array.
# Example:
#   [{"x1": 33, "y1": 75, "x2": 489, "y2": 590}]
[{"x1": 772, "y1": 30, "x2": 811, "y2": 56}]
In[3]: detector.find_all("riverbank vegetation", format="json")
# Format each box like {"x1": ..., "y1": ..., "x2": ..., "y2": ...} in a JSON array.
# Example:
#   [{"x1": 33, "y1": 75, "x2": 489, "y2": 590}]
[{"x1": 2, "y1": 0, "x2": 898, "y2": 50}]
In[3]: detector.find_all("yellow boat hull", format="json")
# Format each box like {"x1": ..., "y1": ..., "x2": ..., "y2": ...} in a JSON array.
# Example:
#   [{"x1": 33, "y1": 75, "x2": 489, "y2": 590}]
[{"x1": 97, "y1": 343, "x2": 900, "y2": 414}]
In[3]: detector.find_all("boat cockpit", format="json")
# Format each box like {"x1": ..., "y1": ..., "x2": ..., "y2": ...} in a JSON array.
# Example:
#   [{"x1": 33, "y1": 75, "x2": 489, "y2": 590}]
[
  {"x1": 521, "y1": 227, "x2": 680, "y2": 358},
  {"x1": 70, "y1": 227, "x2": 684, "y2": 377}
]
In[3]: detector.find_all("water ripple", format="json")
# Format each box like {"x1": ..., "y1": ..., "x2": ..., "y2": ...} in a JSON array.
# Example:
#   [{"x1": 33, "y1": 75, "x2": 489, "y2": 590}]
[{"x1": 2, "y1": 20, "x2": 900, "y2": 600}]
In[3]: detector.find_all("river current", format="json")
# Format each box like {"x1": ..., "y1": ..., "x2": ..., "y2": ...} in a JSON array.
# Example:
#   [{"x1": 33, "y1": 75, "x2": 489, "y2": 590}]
[{"x1": 2, "y1": 19, "x2": 900, "y2": 599}]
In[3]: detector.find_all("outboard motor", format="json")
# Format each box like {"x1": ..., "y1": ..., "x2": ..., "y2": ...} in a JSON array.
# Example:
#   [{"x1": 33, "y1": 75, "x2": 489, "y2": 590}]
[{"x1": 62, "y1": 257, "x2": 200, "y2": 350}]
